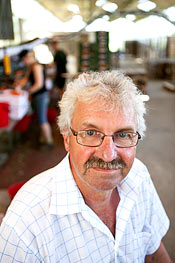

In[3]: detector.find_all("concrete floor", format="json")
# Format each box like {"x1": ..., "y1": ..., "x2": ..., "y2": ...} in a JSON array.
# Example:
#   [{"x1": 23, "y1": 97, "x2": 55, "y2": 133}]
[
  {"x1": 136, "y1": 80, "x2": 175, "y2": 260},
  {"x1": 0, "y1": 79, "x2": 175, "y2": 260}
]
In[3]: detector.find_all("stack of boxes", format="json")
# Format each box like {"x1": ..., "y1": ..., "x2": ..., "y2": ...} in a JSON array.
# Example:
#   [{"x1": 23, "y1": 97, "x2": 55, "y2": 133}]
[
  {"x1": 0, "y1": 90, "x2": 29, "y2": 120},
  {"x1": 79, "y1": 32, "x2": 110, "y2": 72},
  {"x1": 166, "y1": 37, "x2": 175, "y2": 58}
]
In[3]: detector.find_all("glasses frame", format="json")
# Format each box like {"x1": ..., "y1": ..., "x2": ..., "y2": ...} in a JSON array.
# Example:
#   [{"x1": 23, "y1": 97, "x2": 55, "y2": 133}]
[{"x1": 70, "y1": 127, "x2": 141, "y2": 148}]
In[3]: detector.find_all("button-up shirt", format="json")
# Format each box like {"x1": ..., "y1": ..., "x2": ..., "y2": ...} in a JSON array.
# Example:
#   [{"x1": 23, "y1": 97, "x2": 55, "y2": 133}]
[{"x1": 0, "y1": 154, "x2": 169, "y2": 263}]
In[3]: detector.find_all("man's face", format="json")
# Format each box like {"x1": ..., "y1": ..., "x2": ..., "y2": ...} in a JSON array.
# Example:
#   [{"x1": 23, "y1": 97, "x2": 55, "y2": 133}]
[{"x1": 63, "y1": 100, "x2": 138, "y2": 192}]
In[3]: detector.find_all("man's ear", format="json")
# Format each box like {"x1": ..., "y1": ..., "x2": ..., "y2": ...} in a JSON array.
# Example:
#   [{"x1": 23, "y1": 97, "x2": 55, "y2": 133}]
[{"x1": 62, "y1": 132, "x2": 70, "y2": 152}]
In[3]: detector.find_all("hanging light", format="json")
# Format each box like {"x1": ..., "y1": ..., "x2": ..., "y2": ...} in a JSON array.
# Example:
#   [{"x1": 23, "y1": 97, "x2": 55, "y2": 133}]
[
  {"x1": 103, "y1": 15, "x2": 110, "y2": 21},
  {"x1": 163, "y1": 6, "x2": 175, "y2": 22},
  {"x1": 95, "y1": 0, "x2": 107, "y2": 7},
  {"x1": 137, "y1": 0, "x2": 156, "y2": 12},
  {"x1": 102, "y1": 2, "x2": 118, "y2": 12},
  {"x1": 67, "y1": 4, "x2": 80, "y2": 14},
  {"x1": 126, "y1": 14, "x2": 136, "y2": 21}
]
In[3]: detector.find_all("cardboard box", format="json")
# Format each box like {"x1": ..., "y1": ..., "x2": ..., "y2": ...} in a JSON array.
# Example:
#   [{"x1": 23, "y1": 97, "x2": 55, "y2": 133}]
[{"x1": 0, "y1": 90, "x2": 29, "y2": 120}]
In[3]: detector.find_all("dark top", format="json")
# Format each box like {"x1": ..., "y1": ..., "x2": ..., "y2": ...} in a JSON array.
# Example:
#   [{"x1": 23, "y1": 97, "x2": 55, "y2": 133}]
[
  {"x1": 54, "y1": 50, "x2": 67, "y2": 75},
  {"x1": 29, "y1": 63, "x2": 47, "y2": 97},
  {"x1": 54, "y1": 50, "x2": 67, "y2": 89}
]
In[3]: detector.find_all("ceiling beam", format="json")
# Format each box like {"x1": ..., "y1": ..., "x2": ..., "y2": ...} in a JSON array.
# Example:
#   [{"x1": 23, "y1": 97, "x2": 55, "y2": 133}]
[{"x1": 109, "y1": 9, "x2": 175, "y2": 26}]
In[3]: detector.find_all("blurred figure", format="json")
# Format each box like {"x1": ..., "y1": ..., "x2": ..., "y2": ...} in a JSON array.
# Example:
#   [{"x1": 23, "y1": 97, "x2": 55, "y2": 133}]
[
  {"x1": 50, "y1": 40, "x2": 67, "y2": 99},
  {"x1": 19, "y1": 49, "x2": 54, "y2": 148}
]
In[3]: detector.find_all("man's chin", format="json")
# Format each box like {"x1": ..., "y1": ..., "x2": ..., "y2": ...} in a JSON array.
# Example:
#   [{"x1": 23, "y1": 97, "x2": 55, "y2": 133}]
[
  {"x1": 83, "y1": 168, "x2": 124, "y2": 189},
  {"x1": 85, "y1": 179, "x2": 120, "y2": 192},
  {"x1": 85, "y1": 166, "x2": 123, "y2": 177}
]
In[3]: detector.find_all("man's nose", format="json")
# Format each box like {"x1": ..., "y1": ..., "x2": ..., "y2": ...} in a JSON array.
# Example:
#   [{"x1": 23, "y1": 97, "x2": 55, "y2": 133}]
[{"x1": 98, "y1": 136, "x2": 118, "y2": 162}]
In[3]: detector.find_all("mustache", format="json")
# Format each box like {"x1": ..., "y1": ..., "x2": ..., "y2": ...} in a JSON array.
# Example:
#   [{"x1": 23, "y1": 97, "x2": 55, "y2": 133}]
[{"x1": 84, "y1": 156, "x2": 126, "y2": 170}]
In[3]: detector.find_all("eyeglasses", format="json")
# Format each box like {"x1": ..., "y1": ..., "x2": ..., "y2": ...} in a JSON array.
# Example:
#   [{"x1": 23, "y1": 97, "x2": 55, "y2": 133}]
[{"x1": 70, "y1": 127, "x2": 141, "y2": 148}]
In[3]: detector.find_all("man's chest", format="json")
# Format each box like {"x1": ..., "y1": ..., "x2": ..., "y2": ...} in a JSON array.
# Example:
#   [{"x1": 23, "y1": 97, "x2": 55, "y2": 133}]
[{"x1": 42, "y1": 210, "x2": 147, "y2": 263}]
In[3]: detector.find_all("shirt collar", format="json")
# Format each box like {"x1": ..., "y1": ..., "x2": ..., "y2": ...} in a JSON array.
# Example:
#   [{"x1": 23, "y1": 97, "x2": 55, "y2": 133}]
[
  {"x1": 49, "y1": 155, "x2": 144, "y2": 216},
  {"x1": 49, "y1": 154, "x2": 86, "y2": 216},
  {"x1": 118, "y1": 158, "x2": 147, "y2": 200}
]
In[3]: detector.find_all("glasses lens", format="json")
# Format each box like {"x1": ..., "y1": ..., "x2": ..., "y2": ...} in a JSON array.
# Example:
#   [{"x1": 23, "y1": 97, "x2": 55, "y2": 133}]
[
  {"x1": 113, "y1": 132, "x2": 138, "y2": 147},
  {"x1": 77, "y1": 130, "x2": 102, "y2": 146},
  {"x1": 75, "y1": 129, "x2": 140, "y2": 148}
]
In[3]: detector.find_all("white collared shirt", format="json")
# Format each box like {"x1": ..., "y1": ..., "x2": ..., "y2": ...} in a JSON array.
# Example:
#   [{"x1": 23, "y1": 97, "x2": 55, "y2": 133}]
[{"x1": 0, "y1": 154, "x2": 169, "y2": 263}]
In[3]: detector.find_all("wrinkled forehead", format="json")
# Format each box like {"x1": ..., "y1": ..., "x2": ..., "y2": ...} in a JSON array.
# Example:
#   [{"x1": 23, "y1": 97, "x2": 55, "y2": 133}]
[
  {"x1": 74, "y1": 98, "x2": 136, "y2": 121},
  {"x1": 77, "y1": 94, "x2": 135, "y2": 114},
  {"x1": 71, "y1": 99, "x2": 137, "y2": 133}
]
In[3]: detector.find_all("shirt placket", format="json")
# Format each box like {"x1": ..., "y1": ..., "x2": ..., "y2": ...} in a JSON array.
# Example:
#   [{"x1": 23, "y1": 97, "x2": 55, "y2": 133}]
[{"x1": 114, "y1": 186, "x2": 137, "y2": 261}]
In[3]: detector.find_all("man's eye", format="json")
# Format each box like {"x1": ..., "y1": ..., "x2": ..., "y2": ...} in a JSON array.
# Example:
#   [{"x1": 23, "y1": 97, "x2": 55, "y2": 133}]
[
  {"x1": 86, "y1": 130, "x2": 96, "y2": 136},
  {"x1": 118, "y1": 132, "x2": 127, "y2": 138}
]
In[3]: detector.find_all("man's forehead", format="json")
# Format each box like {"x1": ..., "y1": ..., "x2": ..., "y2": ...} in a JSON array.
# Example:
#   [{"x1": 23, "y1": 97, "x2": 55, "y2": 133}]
[
  {"x1": 73, "y1": 100, "x2": 136, "y2": 127},
  {"x1": 74, "y1": 99, "x2": 134, "y2": 114}
]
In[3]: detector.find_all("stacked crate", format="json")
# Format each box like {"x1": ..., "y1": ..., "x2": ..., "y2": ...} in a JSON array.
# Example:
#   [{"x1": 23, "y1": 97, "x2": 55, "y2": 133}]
[
  {"x1": 167, "y1": 37, "x2": 175, "y2": 58},
  {"x1": 79, "y1": 32, "x2": 110, "y2": 72}
]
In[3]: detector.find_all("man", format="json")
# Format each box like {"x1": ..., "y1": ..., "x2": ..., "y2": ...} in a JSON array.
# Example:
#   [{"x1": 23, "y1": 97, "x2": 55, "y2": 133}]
[
  {"x1": 0, "y1": 71, "x2": 171, "y2": 262},
  {"x1": 50, "y1": 40, "x2": 67, "y2": 99}
]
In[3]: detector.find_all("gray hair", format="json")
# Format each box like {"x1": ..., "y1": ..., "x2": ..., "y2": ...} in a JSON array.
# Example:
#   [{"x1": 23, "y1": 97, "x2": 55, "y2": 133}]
[{"x1": 58, "y1": 71, "x2": 146, "y2": 137}]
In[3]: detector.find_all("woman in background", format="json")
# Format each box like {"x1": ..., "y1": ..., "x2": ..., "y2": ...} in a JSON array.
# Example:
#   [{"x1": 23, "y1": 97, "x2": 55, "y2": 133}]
[{"x1": 19, "y1": 49, "x2": 54, "y2": 148}]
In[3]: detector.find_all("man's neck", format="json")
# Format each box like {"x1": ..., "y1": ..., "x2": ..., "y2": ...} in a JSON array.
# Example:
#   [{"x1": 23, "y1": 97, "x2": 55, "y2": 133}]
[
  {"x1": 84, "y1": 188, "x2": 120, "y2": 237},
  {"x1": 84, "y1": 188, "x2": 120, "y2": 212}
]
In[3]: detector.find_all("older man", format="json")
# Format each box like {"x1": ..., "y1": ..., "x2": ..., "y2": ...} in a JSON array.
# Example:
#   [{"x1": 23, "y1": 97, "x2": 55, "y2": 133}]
[{"x1": 0, "y1": 71, "x2": 171, "y2": 262}]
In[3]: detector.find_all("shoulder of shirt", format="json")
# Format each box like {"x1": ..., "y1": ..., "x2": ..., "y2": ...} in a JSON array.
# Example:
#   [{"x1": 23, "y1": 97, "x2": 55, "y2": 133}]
[
  {"x1": 121, "y1": 157, "x2": 152, "y2": 192},
  {"x1": 117, "y1": 158, "x2": 155, "y2": 202},
  {"x1": 131, "y1": 157, "x2": 150, "y2": 179},
  {"x1": 3, "y1": 157, "x2": 67, "y2": 227}
]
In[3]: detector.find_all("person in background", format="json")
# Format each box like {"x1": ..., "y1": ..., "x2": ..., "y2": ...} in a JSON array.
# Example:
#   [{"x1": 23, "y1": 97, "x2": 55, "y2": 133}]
[
  {"x1": 18, "y1": 49, "x2": 54, "y2": 149},
  {"x1": 0, "y1": 71, "x2": 171, "y2": 262},
  {"x1": 50, "y1": 40, "x2": 67, "y2": 99}
]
